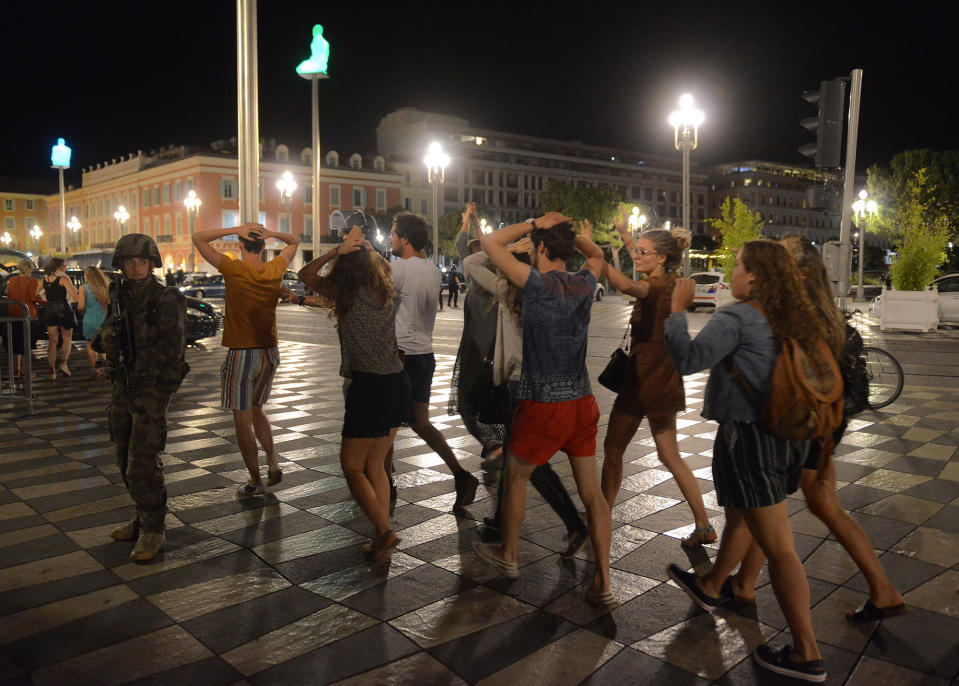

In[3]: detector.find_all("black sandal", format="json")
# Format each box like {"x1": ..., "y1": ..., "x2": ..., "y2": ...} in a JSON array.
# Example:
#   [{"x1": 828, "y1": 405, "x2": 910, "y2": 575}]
[{"x1": 845, "y1": 600, "x2": 907, "y2": 622}]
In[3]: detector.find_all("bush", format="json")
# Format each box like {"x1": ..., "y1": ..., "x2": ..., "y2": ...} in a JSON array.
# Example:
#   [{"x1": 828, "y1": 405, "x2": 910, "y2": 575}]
[{"x1": 889, "y1": 169, "x2": 952, "y2": 291}]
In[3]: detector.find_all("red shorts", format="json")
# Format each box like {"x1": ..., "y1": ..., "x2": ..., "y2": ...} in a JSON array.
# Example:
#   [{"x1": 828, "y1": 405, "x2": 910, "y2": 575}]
[{"x1": 509, "y1": 395, "x2": 599, "y2": 466}]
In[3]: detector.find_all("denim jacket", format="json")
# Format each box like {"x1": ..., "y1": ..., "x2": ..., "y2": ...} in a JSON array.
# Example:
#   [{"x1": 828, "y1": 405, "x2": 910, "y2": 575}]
[{"x1": 664, "y1": 301, "x2": 777, "y2": 423}]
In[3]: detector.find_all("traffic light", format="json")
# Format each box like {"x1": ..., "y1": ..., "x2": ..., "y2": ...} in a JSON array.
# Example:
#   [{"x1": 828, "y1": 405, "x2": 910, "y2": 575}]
[{"x1": 799, "y1": 79, "x2": 846, "y2": 168}]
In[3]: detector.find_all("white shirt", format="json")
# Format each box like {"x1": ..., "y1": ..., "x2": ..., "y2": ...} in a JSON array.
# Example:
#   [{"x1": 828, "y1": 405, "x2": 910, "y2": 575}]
[{"x1": 392, "y1": 256, "x2": 441, "y2": 355}]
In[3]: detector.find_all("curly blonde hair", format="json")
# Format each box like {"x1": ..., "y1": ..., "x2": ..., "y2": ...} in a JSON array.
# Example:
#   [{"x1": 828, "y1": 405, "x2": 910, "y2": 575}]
[
  {"x1": 310, "y1": 248, "x2": 395, "y2": 322},
  {"x1": 740, "y1": 240, "x2": 828, "y2": 356},
  {"x1": 779, "y1": 238, "x2": 845, "y2": 360}
]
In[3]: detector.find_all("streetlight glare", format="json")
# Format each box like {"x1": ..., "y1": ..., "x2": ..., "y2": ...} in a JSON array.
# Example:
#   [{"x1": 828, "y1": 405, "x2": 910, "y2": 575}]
[
  {"x1": 424, "y1": 142, "x2": 450, "y2": 170},
  {"x1": 184, "y1": 190, "x2": 202, "y2": 211},
  {"x1": 276, "y1": 170, "x2": 298, "y2": 198},
  {"x1": 858, "y1": 189, "x2": 869, "y2": 201}
]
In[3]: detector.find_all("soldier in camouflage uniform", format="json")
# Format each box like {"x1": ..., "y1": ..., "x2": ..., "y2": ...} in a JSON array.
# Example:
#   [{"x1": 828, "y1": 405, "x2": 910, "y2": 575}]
[{"x1": 96, "y1": 234, "x2": 190, "y2": 562}]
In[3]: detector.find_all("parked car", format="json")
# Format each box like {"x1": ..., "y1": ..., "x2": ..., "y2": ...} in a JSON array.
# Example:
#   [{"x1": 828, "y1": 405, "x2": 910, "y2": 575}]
[
  {"x1": 868, "y1": 275, "x2": 959, "y2": 325},
  {"x1": 179, "y1": 274, "x2": 225, "y2": 299},
  {"x1": 689, "y1": 271, "x2": 728, "y2": 309},
  {"x1": 282, "y1": 270, "x2": 306, "y2": 296}
]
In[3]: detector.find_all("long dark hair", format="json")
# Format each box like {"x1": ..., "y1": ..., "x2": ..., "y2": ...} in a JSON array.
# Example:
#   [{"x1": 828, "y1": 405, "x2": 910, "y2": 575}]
[
  {"x1": 43, "y1": 257, "x2": 66, "y2": 276},
  {"x1": 781, "y1": 238, "x2": 845, "y2": 360},
  {"x1": 311, "y1": 248, "x2": 394, "y2": 321}
]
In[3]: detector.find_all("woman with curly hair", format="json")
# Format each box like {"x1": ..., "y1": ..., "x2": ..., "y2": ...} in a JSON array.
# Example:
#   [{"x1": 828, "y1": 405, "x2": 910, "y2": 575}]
[
  {"x1": 287, "y1": 226, "x2": 411, "y2": 560},
  {"x1": 664, "y1": 240, "x2": 828, "y2": 683},
  {"x1": 722, "y1": 239, "x2": 904, "y2": 623},
  {"x1": 602, "y1": 214, "x2": 715, "y2": 547}
]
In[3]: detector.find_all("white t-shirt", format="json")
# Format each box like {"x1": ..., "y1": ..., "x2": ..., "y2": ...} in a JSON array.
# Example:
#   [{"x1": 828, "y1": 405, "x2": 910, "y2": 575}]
[{"x1": 392, "y1": 256, "x2": 441, "y2": 355}]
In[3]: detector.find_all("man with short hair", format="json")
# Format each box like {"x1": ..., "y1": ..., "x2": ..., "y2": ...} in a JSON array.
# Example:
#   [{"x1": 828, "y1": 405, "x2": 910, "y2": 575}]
[
  {"x1": 193, "y1": 223, "x2": 299, "y2": 495},
  {"x1": 390, "y1": 212, "x2": 479, "y2": 508},
  {"x1": 473, "y1": 213, "x2": 614, "y2": 606}
]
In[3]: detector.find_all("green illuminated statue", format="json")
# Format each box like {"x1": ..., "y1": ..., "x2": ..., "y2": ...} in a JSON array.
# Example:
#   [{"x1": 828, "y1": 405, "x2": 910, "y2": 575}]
[{"x1": 296, "y1": 24, "x2": 330, "y2": 76}]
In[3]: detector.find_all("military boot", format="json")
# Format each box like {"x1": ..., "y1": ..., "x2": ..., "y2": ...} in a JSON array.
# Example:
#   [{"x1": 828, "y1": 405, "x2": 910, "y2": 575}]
[
  {"x1": 130, "y1": 531, "x2": 165, "y2": 562},
  {"x1": 110, "y1": 519, "x2": 139, "y2": 541}
]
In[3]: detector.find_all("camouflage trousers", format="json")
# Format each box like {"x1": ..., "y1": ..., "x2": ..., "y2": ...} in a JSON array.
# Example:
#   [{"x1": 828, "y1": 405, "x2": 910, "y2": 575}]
[{"x1": 109, "y1": 385, "x2": 172, "y2": 533}]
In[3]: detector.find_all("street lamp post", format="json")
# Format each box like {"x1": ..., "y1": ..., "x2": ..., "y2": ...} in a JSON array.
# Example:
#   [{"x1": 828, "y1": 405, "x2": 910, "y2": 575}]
[
  {"x1": 852, "y1": 189, "x2": 877, "y2": 301},
  {"x1": 50, "y1": 138, "x2": 71, "y2": 255},
  {"x1": 423, "y1": 142, "x2": 450, "y2": 266},
  {"x1": 114, "y1": 205, "x2": 129, "y2": 244},
  {"x1": 276, "y1": 170, "x2": 297, "y2": 263},
  {"x1": 1, "y1": 231, "x2": 13, "y2": 248},
  {"x1": 669, "y1": 94, "x2": 704, "y2": 277},
  {"x1": 183, "y1": 190, "x2": 202, "y2": 272},
  {"x1": 296, "y1": 24, "x2": 331, "y2": 263},
  {"x1": 67, "y1": 216, "x2": 81, "y2": 251},
  {"x1": 30, "y1": 224, "x2": 43, "y2": 253}
]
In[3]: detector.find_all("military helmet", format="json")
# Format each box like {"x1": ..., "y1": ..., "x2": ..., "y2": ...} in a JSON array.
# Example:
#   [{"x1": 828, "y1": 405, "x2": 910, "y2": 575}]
[{"x1": 112, "y1": 233, "x2": 162, "y2": 269}]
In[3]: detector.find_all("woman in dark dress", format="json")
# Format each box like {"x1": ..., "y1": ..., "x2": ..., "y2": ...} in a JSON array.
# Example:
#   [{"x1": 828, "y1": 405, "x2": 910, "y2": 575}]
[
  {"x1": 600, "y1": 215, "x2": 715, "y2": 547},
  {"x1": 39, "y1": 257, "x2": 79, "y2": 379}
]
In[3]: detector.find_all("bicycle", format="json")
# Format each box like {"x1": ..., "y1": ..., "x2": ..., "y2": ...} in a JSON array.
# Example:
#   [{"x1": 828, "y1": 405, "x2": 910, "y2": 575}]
[{"x1": 861, "y1": 345, "x2": 904, "y2": 409}]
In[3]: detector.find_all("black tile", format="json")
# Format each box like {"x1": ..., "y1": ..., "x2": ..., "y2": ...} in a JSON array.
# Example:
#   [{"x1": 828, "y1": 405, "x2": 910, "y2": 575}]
[
  {"x1": 217, "y1": 510, "x2": 331, "y2": 548},
  {"x1": 174, "y1": 496, "x2": 278, "y2": 525},
  {"x1": 0, "y1": 488, "x2": 19, "y2": 505},
  {"x1": 26, "y1": 484, "x2": 130, "y2": 515},
  {"x1": 884, "y1": 456, "x2": 949, "y2": 477},
  {"x1": 52, "y1": 506, "x2": 137, "y2": 532},
  {"x1": 845, "y1": 551, "x2": 945, "y2": 596},
  {"x1": 3, "y1": 598, "x2": 173, "y2": 669},
  {"x1": 251, "y1": 622, "x2": 418, "y2": 686},
  {"x1": 486, "y1": 554, "x2": 589, "y2": 608},
  {"x1": 742, "y1": 577, "x2": 837, "y2": 630},
  {"x1": 127, "y1": 549, "x2": 268, "y2": 596},
  {"x1": 0, "y1": 569, "x2": 119, "y2": 616},
  {"x1": 0, "y1": 533, "x2": 79, "y2": 568},
  {"x1": 340, "y1": 563, "x2": 473, "y2": 621},
  {"x1": 274, "y1": 545, "x2": 370, "y2": 585},
  {"x1": 582, "y1": 645, "x2": 707, "y2": 684},
  {"x1": 859, "y1": 423, "x2": 909, "y2": 438},
  {"x1": 164, "y1": 473, "x2": 234, "y2": 497},
  {"x1": 585, "y1": 582, "x2": 699, "y2": 644},
  {"x1": 795, "y1": 532, "x2": 825, "y2": 561},
  {"x1": 0, "y1": 650, "x2": 30, "y2": 686},
  {"x1": 844, "y1": 512, "x2": 916, "y2": 550},
  {"x1": 838, "y1": 484, "x2": 892, "y2": 511},
  {"x1": 0, "y1": 514, "x2": 48, "y2": 534},
  {"x1": 125, "y1": 656, "x2": 243, "y2": 686},
  {"x1": 277, "y1": 486, "x2": 354, "y2": 510},
  {"x1": 428, "y1": 609, "x2": 577, "y2": 683},
  {"x1": 865, "y1": 605, "x2": 959, "y2": 678},
  {"x1": 832, "y1": 461, "x2": 877, "y2": 484},
  {"x1": 872, "y1": 439, "x2": 925, "y2": 455},
  {"x1": 401, "y1": 529, "x2": 477, "y2": 563},
  {"x1": 904, "y1": 479, "x2": 959, "y2": 504},
  {"x1": 921, "y1": 505, "x2": 959, "y2": 533},
  {"x1": 182, "y1": 586, "x2": 331, "y2": 653},
  {"x1": 613, "y1": 534, "x2": 695, "y2": 582}
]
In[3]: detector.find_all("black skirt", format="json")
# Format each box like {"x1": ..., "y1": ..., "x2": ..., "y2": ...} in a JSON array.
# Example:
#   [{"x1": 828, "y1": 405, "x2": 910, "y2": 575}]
[{"x1": 41, "y1": 302, "x2": 77, "y2": 330}]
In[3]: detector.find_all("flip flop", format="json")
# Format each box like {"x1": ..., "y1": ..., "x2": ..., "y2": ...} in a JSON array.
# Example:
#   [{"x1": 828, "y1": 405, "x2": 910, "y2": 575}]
[
  {"x1": 845, "y1": 600, "x2": 907, "y2": 623},
  {"x1": 584, "y1": 586, "x2": 620, "y2": 610}
]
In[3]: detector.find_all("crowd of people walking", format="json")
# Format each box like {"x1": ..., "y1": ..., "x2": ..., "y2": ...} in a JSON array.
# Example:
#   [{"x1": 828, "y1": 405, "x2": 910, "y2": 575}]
[{"x1": 8, "y1": 203, "x2": 915, "y2": 683}]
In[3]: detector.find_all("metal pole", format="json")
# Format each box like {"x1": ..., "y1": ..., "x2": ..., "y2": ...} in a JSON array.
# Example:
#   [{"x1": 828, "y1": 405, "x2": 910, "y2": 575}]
[
  {"x1": 311, "y1": 76, "x2": 321, "y2": 257},
  {"x1": 856, "y1": 227, "x2": 866, "y2": 301},
  {"x1": 431, "y1": 176, "x2": 439, "y2": 265},
  {"x1": 681, "y1": 144, "x2": 690, "y2": 277},
  {"x1": 58, "y1": 168, "x2": 66, "y2": 255},
  {"x1": 236, "y1": 0, "x2": 260, "y2": 225},
  {"x1": 189, "y1": 212, "x2": 196, "y2": 272},
  {"x1": 838, "y1": 68, "x2": 863, "y2": 304}
]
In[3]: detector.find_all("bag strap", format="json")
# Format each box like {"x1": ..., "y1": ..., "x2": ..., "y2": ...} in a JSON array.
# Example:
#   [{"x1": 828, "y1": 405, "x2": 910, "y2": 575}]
[{"x1": 620, "y1": 321, "x2": 631, "y2": 353}]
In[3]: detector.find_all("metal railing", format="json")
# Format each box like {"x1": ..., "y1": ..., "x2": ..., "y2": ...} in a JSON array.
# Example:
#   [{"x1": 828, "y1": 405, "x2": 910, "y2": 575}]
[{"x1": 0, "y1": 298, "x2": 35, "y2": 414}]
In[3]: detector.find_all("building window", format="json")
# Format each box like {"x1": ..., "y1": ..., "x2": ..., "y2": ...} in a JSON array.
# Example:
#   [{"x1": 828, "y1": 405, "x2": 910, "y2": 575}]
[
  {"x1": 186, "y1": 178, "x2": 194, "y2": 192},
  {"x1": 220, "y1": 178, "x2": 238, "y2": 199},
  {"x1": 404, "y1": 198, "x2": 411, "y2": 210},
  {"x1": 2, "y1": 198, "x2": 13, "y2": 211},
  {"x1": 304, "y1": 216, "x2": 313, "y2": 236},
  {"x1": 374, "y1": 156, "x2": 385, "y2": 172},
  {"x1": 152, "y1": 187, "x2": 160, "y2": 205},
  {"x1": 25, "y1": 217, "x2": 35, "y2": 231},
  {"x1": 276, "y1": 144, "x2": 289, "y2": 161},
  {"x1": 221, "y1": 210, "x2": 239, "y2": 229},
  {"x1": 161, "y1": 184, "x2": 171, "y2": 204},
  {"x1": 420, "y1": 198, "x2": 428, "y2": 214},
  {"x1": 349, "y1": 153, "x2": 362, "y2": 170},
  {"x1": 304, "y1": 185, "x2": 313, "y2": 204},
  {"x1": 176, "y1": 216, "x2": 183, "y2": 234},
  {"x1": 279, "y1": 215, "x2": 290, "y2": 232},
  {"x1": 153, "y1": 217, "x2": 160, "y2": 235},
  {"x1": 173, "y1": 181, "x2": 182, "y2": 202},
  {"x1": 330, "y1": 186, "x2": 340, "y2": 206},
  {"x1": 259, "y1": 180, "x2": 265, "y2": 203},
  {"x1": 142, "y1": 189, "x2": 150, "y2": 208},
  {"x1": 164, "y1": 217, "x2": 171, "y2": 235},
  {"x1": 326, "y1": 151, "x2": 339, "y2": 167},
  {"x1": 24, "y1": 199, "x2": 36, "y2": 210},
  {"x1": 352, "y1": 188, "x2": 365, "y2": 207},
  {"x1": 4, "y1": 218, "x2": 14, "y2": 230},
  {"x1": 376, "y1": 189, "x2": 386, "y2": 210}
]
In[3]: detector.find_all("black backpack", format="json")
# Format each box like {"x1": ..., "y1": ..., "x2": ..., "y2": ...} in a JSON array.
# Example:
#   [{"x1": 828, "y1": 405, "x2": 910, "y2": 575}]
[{"x1": 839, "y1": 321, "x2": 868, "y2": 418}]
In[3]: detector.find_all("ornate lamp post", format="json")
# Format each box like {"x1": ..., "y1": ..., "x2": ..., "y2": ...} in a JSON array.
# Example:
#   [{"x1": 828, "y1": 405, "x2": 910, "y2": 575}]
[
  {"x1": 1, "y1": 231, "x2": 12, "y2": 248},
  {"x1": 183, "y1": 190, "x2": 202, "y2": 272},
  {"x1": 113, "y1": 205, "x2": 129, "y2": 244},
  {"x1": 67, "y1": 216, "x2": 81, "y2": 251},
  {"x1": 668, "y1": 94, "x2": 704, "y2": 277},
  {"x1": 424, "y1": 142, "x2": 450, "y2": 266},
  {"x1": 479, "y1": 218, "x2": 492, "y2": 235},
  {"x1": 30, "y1": 224, "x2": 43, "y2": 253},
  {"x1": 852, "y1": 189, "x2": 877, "y2": 301}
]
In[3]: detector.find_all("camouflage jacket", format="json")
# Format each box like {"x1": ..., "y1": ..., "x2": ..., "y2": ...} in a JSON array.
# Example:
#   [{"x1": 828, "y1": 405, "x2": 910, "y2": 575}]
[{"x1": 98, "y1": 276, "x2": 190, "y2": 393}]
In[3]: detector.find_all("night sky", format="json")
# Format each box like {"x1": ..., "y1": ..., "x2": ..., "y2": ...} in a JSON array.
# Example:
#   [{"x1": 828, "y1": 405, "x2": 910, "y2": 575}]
[{"x1": 2, "y1": 1, "x2": 955, "y2": 188}]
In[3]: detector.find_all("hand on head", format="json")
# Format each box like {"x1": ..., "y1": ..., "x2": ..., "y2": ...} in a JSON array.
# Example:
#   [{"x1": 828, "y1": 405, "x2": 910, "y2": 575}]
[
  {"x1": 537, "y1": 211, "x2": 571, "y2": 229},
  {"x1": 671, "y1": 278, "x2": 696, "y2": 313},
  {"x1": 241, "y1": 223, "x2": 266, "y2": 241},
  {"x1": 509, "y1": 237, "x2": 533, "y2": 254},
  {"x1": 339, "y1": 226, "x2": 367, "y2": 254}
]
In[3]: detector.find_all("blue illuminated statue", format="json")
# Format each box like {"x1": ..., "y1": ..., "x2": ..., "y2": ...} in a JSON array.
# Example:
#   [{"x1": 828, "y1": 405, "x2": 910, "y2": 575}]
[
  {"x1": 51, "y1": 138, "x2": 71, "y2": 168},
  {"x1": 296, "y1": 24, "x2": 330, "y2": 76}
]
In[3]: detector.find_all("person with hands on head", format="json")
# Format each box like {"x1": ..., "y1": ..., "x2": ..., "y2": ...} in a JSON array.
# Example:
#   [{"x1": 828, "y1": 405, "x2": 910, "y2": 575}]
[
  {"x1": 284, "y1": 225, "x2": 410, "y2": 560},
  {"x1": 473, "y1": 212, "x2": 616, "y2": 609},
  {"x1": 601, "y1": 212, "x2": 714, "y2": 548},
  {"x1": 192, "y1": 222, "x2": 299, "y2": 496}
]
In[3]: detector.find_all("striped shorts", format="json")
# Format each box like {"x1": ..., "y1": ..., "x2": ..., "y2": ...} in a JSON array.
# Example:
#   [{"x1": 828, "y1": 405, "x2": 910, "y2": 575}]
[
  {"x1": 220, "y1": 346, "x2": 280, "y2": 410},
  {"x1": 712, "y1": 421, "x2": 810, "y2": 509}
]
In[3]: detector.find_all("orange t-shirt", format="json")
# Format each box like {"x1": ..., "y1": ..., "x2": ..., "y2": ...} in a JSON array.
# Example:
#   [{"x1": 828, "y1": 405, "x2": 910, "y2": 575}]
[
  {"x1": 6, "y1": 275, "x2": 41, "y2": 318},
  {"x1": 219, "y1": 255, "x2": 287, "y2": 348}
]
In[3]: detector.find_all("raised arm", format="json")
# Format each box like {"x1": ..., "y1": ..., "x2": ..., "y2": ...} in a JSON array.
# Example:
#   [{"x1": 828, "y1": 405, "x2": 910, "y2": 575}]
[
  {"x1": 481, "y1": 212, "x2": 570, "y2": 288},
  {"x1": 257, "y1": 227, "x2": 299, "y2": 265},
  {"x1": 574, "y1": 219, "x2": 607, "y2": 283},
  {"x1": 192, "y1": 225, "x2": 248, "y2": 270},
  {"x1": 455, "y1": 203, "x2": 474, "y2": 259}
]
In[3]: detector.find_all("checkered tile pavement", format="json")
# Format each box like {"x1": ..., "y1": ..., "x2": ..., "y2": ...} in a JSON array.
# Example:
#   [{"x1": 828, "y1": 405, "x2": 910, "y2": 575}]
[{"x1": 1, "y1": 300, "x2": 958, "y2": 684}]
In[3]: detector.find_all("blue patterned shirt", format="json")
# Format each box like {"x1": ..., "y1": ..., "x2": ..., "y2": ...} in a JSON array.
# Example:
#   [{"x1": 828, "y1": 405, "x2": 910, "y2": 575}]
[{"x1": 516, "y1": 268, "x2": 596, "y2": 402}]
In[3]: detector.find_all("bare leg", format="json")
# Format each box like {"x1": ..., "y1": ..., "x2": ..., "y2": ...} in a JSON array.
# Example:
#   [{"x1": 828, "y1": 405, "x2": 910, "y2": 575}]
[
  {"x1": 743, "y1": 502, "x2": 821, "y2": 663},
  {"x1": 341, "y1": 437, "x2": 392, "y2": 536},
  {"x1": 699, "y1": 508, "x2": 753, "y2": 597},
  {"x1": 59, "y1": 328, "x2": 73, "y2": 367},
  {"x1": 86, "y1": 340, "x2": 98, "y2": 370},
  {"x1": 499, "y1": 453, "x2": 535, "y2": 562},
  {"x1": 411, "y1": 401, "x2": 463, "y2": 474},
  {"x1": 802, "y1": 466, "x2": 903, "y2": 608},
  {"x1": 569, "y1": 455, "x2": 612, "y2": 594},
  {"x1": 46, "y1": 326, "x2": 59, "y2": 372},
  {"x1": 601, "y1": 410, "x2": 641, "y2": 508},
  {"x1": 650, "y1": 419, "x2": 712, "y2": 530},
  {"x1": 731, "y1": 538, "x2": 764, "y2": 602},
  {"x1": 251, "y1": 404, "x2": 277, "y2": 469},
  {"x1": 232, "y1": 409, "x2": 262, "y2": 485}
]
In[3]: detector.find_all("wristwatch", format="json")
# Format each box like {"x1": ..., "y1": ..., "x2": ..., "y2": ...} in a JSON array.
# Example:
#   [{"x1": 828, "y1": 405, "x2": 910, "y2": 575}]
[{"x1": 526, "y1": 218, "x2": 538, "y2": 229}]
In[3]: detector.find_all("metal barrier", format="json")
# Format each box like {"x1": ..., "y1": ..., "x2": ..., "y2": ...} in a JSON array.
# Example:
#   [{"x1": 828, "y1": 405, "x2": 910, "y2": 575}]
[{"x1": 0, "y1": 298, "x2": 35, "y2": 414}]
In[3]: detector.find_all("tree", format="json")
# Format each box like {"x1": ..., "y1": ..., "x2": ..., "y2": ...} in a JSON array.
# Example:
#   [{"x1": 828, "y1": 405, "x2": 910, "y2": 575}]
[
  {"x1": 866, "y1": 149, "x2": 959, "y2": 242},
  {"x1": 888, "y1": 169, "x2": 952, "y2": 290},
  {"x1": 709, "y1": 198, "x2": 764, "y2": 280},
  {"x1": 539, "y1": 181, "x2": 624, "y2": 249},
  {"x1": 436, "y1": 210, "x2": 465, "y2": 260}
]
